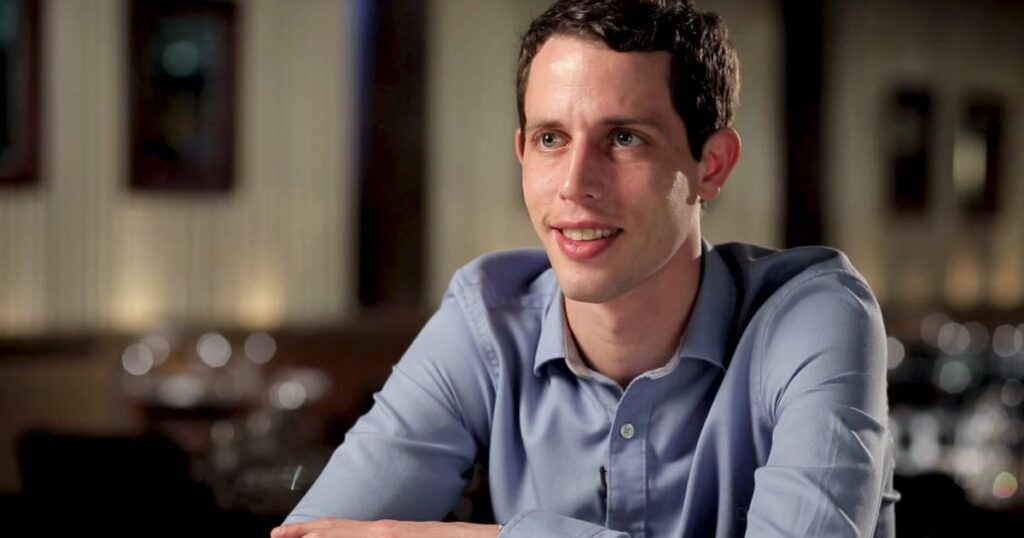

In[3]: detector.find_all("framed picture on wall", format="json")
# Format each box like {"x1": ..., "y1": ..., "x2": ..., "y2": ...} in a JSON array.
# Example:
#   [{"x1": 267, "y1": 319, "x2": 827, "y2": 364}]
[
  {"x1": 953, "y1": 98, "x2": 1003, "y2": 216},
  {"x1": 129, "y1": 0, "x2": 237, "y2": 192},
  {"x1": 0, "y1": 0, "x2": 40, "y2": 187},
  {"x1": 886, "y1": 89, "x2": 932, "y2": 213}
]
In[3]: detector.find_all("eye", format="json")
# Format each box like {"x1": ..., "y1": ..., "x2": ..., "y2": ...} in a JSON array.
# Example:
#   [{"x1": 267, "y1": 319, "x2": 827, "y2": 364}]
[
  {"x1": 613, "y1": 130, "x2": 644, "y2": 148},
  {"x1": 537, "y1": 132, "x2": 566, "y2": 149}
]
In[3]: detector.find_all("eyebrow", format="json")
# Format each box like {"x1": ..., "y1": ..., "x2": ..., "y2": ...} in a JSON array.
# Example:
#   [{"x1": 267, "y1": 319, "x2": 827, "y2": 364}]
[{"x1": 524, "y1": 116, "x2": 667, "y2": 136}]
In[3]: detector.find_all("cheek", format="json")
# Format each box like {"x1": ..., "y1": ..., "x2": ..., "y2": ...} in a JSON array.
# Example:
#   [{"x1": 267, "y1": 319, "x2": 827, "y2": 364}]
[
  {"x1": 522, "y1": 159, "x2": 559, "y2": 196},
  {"x1": 667, "y1": 168, "x2": 702, "y2": 211},
  {"x1": 668, "y1": 171, "x2": 690, "y2": 203},
  {"x1": 522, "y1": 166, "x2": 552, "y2": 222}
]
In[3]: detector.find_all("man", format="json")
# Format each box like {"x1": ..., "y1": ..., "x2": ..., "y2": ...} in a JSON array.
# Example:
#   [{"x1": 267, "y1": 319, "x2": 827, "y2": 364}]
[{"x1": 274, "y1": 0, "x2": 898, "y2": 536}]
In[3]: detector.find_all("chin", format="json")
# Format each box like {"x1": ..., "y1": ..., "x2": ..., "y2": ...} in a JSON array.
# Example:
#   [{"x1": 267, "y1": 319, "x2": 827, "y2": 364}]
[{"x1": 555, "y1": 273, "x2": 625, "y2": 304}]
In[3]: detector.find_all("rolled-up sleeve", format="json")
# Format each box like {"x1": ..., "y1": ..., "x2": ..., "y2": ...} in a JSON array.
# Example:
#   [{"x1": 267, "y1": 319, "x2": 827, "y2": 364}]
[
  {"x1": 284, "y1": 289, "x2": 496, "y2": 523},
  {"x1": 746, "y1": 272, "x2": 898, "y2": 537}
]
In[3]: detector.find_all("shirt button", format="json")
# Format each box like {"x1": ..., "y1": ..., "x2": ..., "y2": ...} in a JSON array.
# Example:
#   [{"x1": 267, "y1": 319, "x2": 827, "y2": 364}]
[{"x1": 619, "y1": 423, "x2": 635, "y2": 439}]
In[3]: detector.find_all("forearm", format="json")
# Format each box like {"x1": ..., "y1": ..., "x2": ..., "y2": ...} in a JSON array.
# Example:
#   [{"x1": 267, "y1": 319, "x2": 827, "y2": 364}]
[
  {"x1": 272, "y1": 519, "x2": 499, "y2": 538},
  {"x1": 448, "y1": 522, "x2": 500, "y2": 538}
]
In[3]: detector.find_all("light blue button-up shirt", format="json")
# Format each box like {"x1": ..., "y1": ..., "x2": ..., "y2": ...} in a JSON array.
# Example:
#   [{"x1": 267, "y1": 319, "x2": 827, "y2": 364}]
[{"x1": 286, "y1": 242, "x2": 899, "y2": 537}]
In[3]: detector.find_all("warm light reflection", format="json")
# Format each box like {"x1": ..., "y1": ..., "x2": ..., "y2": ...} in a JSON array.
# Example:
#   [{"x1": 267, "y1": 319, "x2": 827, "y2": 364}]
[
  {"x1": 0, "y1": 293, "x2": 43, "y2": 335},
  {"x1": 991, "y1": 242, "x2": 1024, "y2": 308},
  {"x1": 896, "y1": 263, "x2": 932, "y2": 306},
  {"x1": 237, "y1": 277, "x2": 285, "y2": 329},
  {"x1": 991, "y1": 266, "x2": 1024, "y2": 308},
  {"x1": 952, "y1": 130, "x2": 988, "y2": 202},
  {"x1": 945, "y1": 254, "x2": 982, "y2": 309},
  {"x1": 113, "y1": 290, "x2": 162, "y2": 331}
]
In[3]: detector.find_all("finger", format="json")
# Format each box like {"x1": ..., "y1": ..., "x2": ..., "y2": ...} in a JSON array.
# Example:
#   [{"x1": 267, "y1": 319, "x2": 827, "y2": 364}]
[{"x1": 270, "y1": 518, "x2": 342, "y2": 538}]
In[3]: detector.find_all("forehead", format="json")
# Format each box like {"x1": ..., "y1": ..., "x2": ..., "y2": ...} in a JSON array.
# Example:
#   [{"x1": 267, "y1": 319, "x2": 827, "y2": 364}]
[{"x1": 524, "y1": 35, "x2": 675, "y2": 123}]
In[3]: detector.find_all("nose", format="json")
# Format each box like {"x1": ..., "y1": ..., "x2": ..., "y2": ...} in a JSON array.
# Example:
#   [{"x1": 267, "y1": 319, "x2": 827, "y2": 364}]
[{"x1": 558, "y1": 140, "x2": 605, "y2": 203}]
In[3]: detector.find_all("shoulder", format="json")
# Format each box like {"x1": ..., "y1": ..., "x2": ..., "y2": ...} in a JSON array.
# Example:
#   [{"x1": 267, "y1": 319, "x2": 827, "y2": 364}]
[
  {"x1": 396, "y1": 249, "x2": 556, "y2": 426},
  {"x1": 713, "y1": 241, "x2": 863, "y2": 288},
  {"x1": 727, "y1": 244, "x2": 887, "y2": 421},
  {"x1": 447, "y1": 248, "x2": 557, "y2": 309},
  {"x1": 712, "y1": 241, "x2": 878, "y2": 324},
  {"x1": 430, "y1": 248, "x2": 558, "y2": 374},
  {"x1": 743, "y1": 243, "x2": 882, "y2": 334}
]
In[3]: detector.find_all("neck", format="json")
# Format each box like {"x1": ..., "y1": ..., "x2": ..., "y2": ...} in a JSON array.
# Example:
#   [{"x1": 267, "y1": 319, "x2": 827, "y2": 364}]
[{"x1": 565, "y1": 239, "x2": 703, "y2": 388}]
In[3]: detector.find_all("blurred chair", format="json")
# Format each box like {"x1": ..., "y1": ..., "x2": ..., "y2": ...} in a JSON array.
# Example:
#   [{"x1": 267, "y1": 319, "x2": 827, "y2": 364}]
[
  {"x1": 893, "y1": 472, "x2": 1024, "y2": 537},
  {"x1": 16, "y1": 430, "x2": 223, "y2": 536}
]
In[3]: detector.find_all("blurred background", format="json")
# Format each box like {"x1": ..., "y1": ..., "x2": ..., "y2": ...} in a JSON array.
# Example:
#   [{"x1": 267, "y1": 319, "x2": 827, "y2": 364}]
[{"x1": 0, "y1": 0, "x2": 1022, "y2": 535}]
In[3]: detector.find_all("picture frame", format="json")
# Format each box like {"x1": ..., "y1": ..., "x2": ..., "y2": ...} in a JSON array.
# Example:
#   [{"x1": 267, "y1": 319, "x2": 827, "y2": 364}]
[
  {"x1": 0, "y1": 0, "x2": 40, "y2": 187},
  {"x1": 129, "y1": 0, "x2": 237, "y2": 192},
  {"x1": 886, "y1": 89, "x2": 933, "y2": 213},
  {"x1": 953, "y1": 98, "x2": 1003, "y2": 216}
]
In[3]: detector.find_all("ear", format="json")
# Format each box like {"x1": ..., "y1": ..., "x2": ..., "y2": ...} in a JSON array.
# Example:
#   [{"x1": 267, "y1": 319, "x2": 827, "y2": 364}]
[
  {"x1": 515, "y1": 128, "x2": 525, "y2": 164},
  {"x1": 695, "y1": 127, "x2": 741, "y2": 203}
]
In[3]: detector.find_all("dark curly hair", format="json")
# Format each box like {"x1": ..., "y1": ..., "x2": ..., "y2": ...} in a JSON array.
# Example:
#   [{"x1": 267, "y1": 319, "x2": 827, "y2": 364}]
[{"x1": 516, "y1": 0, "x2": 739, "y2": 159}]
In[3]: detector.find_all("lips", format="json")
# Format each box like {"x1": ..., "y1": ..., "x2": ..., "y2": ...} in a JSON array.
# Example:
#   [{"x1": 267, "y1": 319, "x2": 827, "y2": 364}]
[{"x1": 551, "y1": 222, "x2": 622, "y2": 261}]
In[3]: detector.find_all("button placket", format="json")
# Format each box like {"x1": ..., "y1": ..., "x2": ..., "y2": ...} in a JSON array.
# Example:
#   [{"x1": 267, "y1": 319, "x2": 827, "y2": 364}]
[{"x1": 605, "y1": 380, "x2": 652, "y2": 537}]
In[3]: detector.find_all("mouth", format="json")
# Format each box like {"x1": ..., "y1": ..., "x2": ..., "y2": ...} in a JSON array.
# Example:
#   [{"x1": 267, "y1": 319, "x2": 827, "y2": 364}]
[
  {"x1": 551, "y1": 224, "x2": 623, "y2": 261},
  {"x1": 557, "y1": 227, "x2": 621, "y2": 241}
]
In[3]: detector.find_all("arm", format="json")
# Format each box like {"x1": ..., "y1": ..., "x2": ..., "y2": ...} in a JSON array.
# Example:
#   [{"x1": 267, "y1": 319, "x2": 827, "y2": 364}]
[
  {"x1": 284, "y1": 291, "x2": 494, "y2": 524},
  {"x1": 500, "y1": 511, "x2": 629, "y2": 537},
  {"x1": 282, "y1": 285, "x2": 630, "y2": 537},
  {"x1": 745, "y1": 272, "x2": 897, "y2": 537},
  {"x1": 273, "y1": 515, "x2": 629, "y2": 538}
]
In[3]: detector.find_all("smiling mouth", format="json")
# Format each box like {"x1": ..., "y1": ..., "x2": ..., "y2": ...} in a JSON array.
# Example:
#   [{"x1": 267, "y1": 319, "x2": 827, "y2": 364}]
[{"x1": 558, "y1": 228, "x2": 622, "y2": 241}]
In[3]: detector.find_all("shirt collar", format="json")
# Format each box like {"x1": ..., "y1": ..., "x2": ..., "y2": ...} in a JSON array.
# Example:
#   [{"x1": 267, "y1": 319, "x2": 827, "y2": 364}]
[
  {"x1": 677, "y1": 240, "x2": 737, "y2": 370},
  {"x1": 533, "y1": 286, "x2": 569, "y2": 376},
  {"x1": 532, "y1": 240, "x2": 737, "y2": 377}
]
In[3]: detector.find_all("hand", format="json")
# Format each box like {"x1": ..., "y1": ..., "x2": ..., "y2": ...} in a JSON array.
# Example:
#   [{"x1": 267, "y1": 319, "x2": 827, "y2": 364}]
[{"x1": 270, "y1": 518, "x2": 500, "y2": 538}]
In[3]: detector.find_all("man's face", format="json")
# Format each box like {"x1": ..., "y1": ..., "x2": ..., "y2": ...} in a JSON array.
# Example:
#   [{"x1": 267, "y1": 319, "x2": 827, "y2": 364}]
[{"x1": 517, "y1": 36, "x2": 705, "y2": 304}]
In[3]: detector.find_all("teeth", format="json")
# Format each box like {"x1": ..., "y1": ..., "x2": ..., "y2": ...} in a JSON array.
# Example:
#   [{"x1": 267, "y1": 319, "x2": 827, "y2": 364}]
[{"x1": 561, "y1": 228, "x2": 618, "y2": 241}]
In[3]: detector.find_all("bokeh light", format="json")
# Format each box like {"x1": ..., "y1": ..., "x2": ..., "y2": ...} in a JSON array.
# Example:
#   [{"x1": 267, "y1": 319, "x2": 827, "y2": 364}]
[
  {"x1": 141, "y1": 333, "x2": 171, "y2": 365},
  {"x1": 936, "y1": 359, "x2": 972, "y2": 394},
  {"x1": 920, "y1": 312, "x2": 952, "y2": 347},
  {"x1": 907, "y1": 412, "x2": 942, "y2": 471},
  {"x1": 156, "y1": 374, "x2": 205, "y2": 408},
  {"x1": 122, "y1": 343, "x2": 154, "y2": 376},
  {"x1": 270, "y1": 380, "x2": 307, "y2": 410},
  {"x1": 197, "y1": 332, "x2": 232, "y2": 368},
  {"x1": 886, "y1": 336, "x2": 905, "y2": 369},
  {"x1": 937, "y1": 322, "x2": 971, "y2": 356},
  {"x1": 210, "y1": 420, "x2": 236, "y2": 446},
  {"x1": 161, "y1": 40, "x2": 201, "y2": 78},
  {"x1": 992, "y1": 325, "x2": 1024, "y2": 358},
  {"x1": 1000, "y1": 379, "x2": 1024, "y2": 408},
  {"x1": 964, "y1": 321, "x2": 989, "y2": 354},
  {"x1": 992, "y1": 471, "x2": 1018, "y2": 499},
  {"x1": 244, "y1": 331, "x2": 277, "y2": 364}
]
